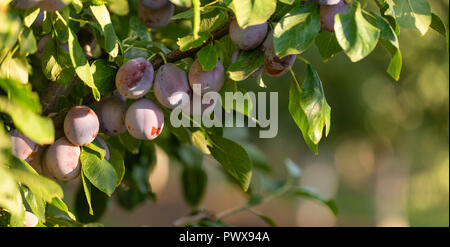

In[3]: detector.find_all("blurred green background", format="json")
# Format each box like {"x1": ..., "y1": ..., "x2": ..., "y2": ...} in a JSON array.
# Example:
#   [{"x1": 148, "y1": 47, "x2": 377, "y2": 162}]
[{"x1": 59, "y1": 0, "x2": 449, "y2": 227}]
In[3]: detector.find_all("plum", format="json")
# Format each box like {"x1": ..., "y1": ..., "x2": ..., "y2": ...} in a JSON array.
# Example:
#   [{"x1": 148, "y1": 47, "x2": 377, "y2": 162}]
[
  {"x1": 261, "y1": 31, "x2": 297, "y2": 77},
  {"x1": 141, "y1": 0, "x2": 168, "y2": 9},
  {"x1": 320, "y1": 0, "x2": 348, "y2": 32},
  {"x1": 10, "y1": 130, "x2": 43, "y2": 173},
  {"x1": 95, "y1": 136, "x2": 110, "y2": 160},
  {"x1": 229, "y1": 19, "x2": 268, "y2": 50},
  {"x1": 138, "y1": 0, "x2": 174, "y2": 28},
  {"x1": 188, "y1": 59, "x2": 225, "y2": 95},
  {"x1": 125, "y1": 98, "x2": 164, "y2": 140},
  {"x1": 154, "y1": 63, "x2": 191, "y2": 109},
  {"x1": 64, "y1": 105, "x2": 99, "y2": 146},
  {"x1": 37, "y1": 0, "x2": 66, "y2": 12},
  {"x1": 24, "y1": 211, "x2": 38, "y2": 227},
  {"x1": 11, "y1": 0, "x2": 38, "y2": 9},
  {"x1": 115, "y1": 57, "x2": 154, "y2": 99},
  {"x1": 43, "y1": 137, "x2": 81, "y2": 181},
  {"x1": 96, "y1": 96, "x2": 127, "y2": 136},
  {"x1": 10, "y1": 130, "x2": 39, "y2": 162}
]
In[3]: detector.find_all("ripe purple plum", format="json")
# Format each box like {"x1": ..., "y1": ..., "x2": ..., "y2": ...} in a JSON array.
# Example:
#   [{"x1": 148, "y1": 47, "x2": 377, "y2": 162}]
[
  {"x1": 64, "y1": 105, "x2": 100, "y2": 146},
  {"x1": 37, "y1": 0, "x2": 66, "y2": 12},
  {"x1": 261, "y1": 31, "x2": 296, "y2": 77},
  {"x1": 154, "y1": 63, "x2": 191, "y2": 109},
  {"x1": 24, "y1": 211, "x2": 38, "y2": 227},
  {"x1": 188, "y1": 59, "x2": 225, "y2": 95},
  {"x1": 229, "y1": 19, "x2": 268, "y2": 50},
  {"x1": 95, "y1": 136, "x2": 110, "y2": 160},
  {"x1": 138, "y1": 0, "x2": 174, "y2": 28},
  {"x1": 10, "y1": 130, "x2": 43, "y2": 173},
  {"x1": 115, "y1": 58, "x2": 154, "y2": 99},
  {"x1": 320, "y1": 0, "x2": 348, "y2": 32},
  {"x1": 43, "y1": 137, "x2": 81, "y2": 181},
  {"x1": 125, "y1": 99, "x2": 164, "y2": 140},
  {"x1": 96, "y1": 96, "x2": 128, "y2": 136},
  {"x1": 141, "y1": 0, "x2": 168, "y2": 9}
]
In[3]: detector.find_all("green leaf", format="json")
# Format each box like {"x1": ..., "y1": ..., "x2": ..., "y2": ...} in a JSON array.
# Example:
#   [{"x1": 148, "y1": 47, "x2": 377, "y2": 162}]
[
  {"x1": 389, "y1": 0, "x2": 431, "y2": 35},
  {"x1": 80, "y1": 148, "x2": 117, "y2": 196},
  {"x1": 67, "y1": 27, "x2": 100, "y2": 101},
  {"x1": 293, "y1": 187, "x2": 338, "y2": 215},
  {"x1": 226, "y1": 0, "x2": 277, "y2": 28},
  {"x1": 375, "y1": 13, "x2": 399, "y2": 48},
  {"x1": 0, "y1": 78, "x2": 41, "y2": 114},
  {"x1": 9, "y1": 168, "x2": 64, "y2": 202},
  {"x1": 129, "y1": 16, "x2": 151, "y2": 41},
  {"x1": 75, "y1": 182, "x2": 109, "y2": 223},
  {"x1": 430, "y1": 13, "x2": 447, "y2": 37},
  {"x1": 80, "y1": 171, "x2": 93, "y2": 215},
  {"x1": 334, "y1": 2, "x2": 380, "y2": 62},
  {"x1": 50, "y1": 197, "x2": 76, "y2": 221},
  {"x1": 0, "y1": 166, "x2": 24, "y2": 226},
  {"x1": 227, "y1": 49, "x2": 265, "y2": 81},
  {"x1": 192, "y1": 130, "x2": 210, "y2": 154},
  {"x1": 0, "y1": 97, "x2": 54, "y2": 145},
  {"x1": 71, "y1": 0, "x2": 83, "y2": 13},
  {"x1": 273, "y1": 3, "x2": 320, "y2": 58},
  {"x1": 182, "y1": 166, "x2": 207, "y2": 207},
  {"x1": 109, "y1": 0, "x2": 130, "y2": 16},
  {"x1": 85, "y1": 139, "x2": 107, "y2": 160},
  {"x1": 118, "y1": 132, "x2": 142, "y2": 154},
  {"x1": 91, "y1": 59, "x2": 116, "y2": 95},
  {"x1": 314, "y1": 31, "x2": 342, "y2": 62},
  {"x1": 288, "y1": 65, "x2": 330, "y2": 154},
  {"x1": 208, "y1": 134, "x2": 252, "y2": 191},
  {"x1": 19, "y1": 27, "x2": 37, "y2": 54},
  {"x1": 0, "y1": 52, "x2": 30, "y2": 84},
  {"x1": 199, "y1": 7, "x2": 229, "y2": 32},
  {"x1": 90, "y1": 5, "x2": 120, "y2": 57},
  {"x1": 23, "y1": 7, "x2": 41, "y2": 27},
  {"x1": 0, "y1": 9, "x2": 22, "y2": 50},
  {"x1": 196, "y1": 44, "x2": 217, "y2": 71},
  {"x1": 108, "y1": 146, "x2": 125, "y2": 186},
  {"x1": 177, "y1": 32, "x2": 209, "y2": 51},
  {"x1": 41, "y1": 36, "x2": 75, "y2": 87},
  {"x1": 22, "y1": 186, "x2": 46, "y2": 223},
  {"x1": 250, "y1": 211, "x2": 279, "y2": 227}
]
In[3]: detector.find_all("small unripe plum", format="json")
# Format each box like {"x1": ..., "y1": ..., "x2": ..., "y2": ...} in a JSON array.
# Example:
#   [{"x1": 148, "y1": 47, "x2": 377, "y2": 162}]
[
  {"x1": 96, "y1": 96, "x2": 127, "y2": 136},
  {"x1": 138, "y1": 1, "x2": 174, "y2": 28},
  {"x1": 154, "y1": 63, "x2": 191, "y2": 109},
  {"x1": 11, "y1": 0, "x2": 38, "y2": 9},
  {"x1": 188, "y1": 59, "x2": 225, "y2": 95},
  {"x1": 64, "y1": 105, "x2": 100, "y2": 146},
  {"x1": 24, "y1": 211, "x2": 38, "y2": 227},
  {"x1": 261, "y1": 31, "x2": 296, "y2": 77},
  {"x1": 231, "y1": 50, "x2": 265, "y2": 79},
  {"x1": 95, "y1": 136, "x2": 110, "y2": 160},
  {"x1": 141, "y1": 0, "x2": 168, "y2": 9},
  {"x1": 320, "y1": 0, "x2": 348, "y2": 32},
  {"x1": 115, "y1": 57, "x2": 154, "y2": 99},
  {"x1": 37, "y1": 0, "x2": 66, "y2": 12},
  {"x1": 319, "y1": 0, "x2": 341, "y2": 5},
  {"x1": 125, "y1": 99, "x2": 164, "y2": 140},
  {"x1": 229, "y1": 19, "x2": 268, "y2": 50},
  {"x1": 44, "y1": 137, "x2": 81, "y2": 181}
]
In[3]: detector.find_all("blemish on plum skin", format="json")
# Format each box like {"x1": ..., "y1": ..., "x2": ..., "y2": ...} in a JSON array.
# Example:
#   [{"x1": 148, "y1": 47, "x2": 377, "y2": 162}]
[{"x1": 151, "y1": 127, "x2": 161, "y2": 136}]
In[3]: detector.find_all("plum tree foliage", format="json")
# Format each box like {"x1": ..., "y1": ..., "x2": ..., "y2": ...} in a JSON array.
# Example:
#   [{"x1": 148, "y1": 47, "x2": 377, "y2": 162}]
[{"x1": 0, "y1": 0, "x2": 447, "y2": 227}]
